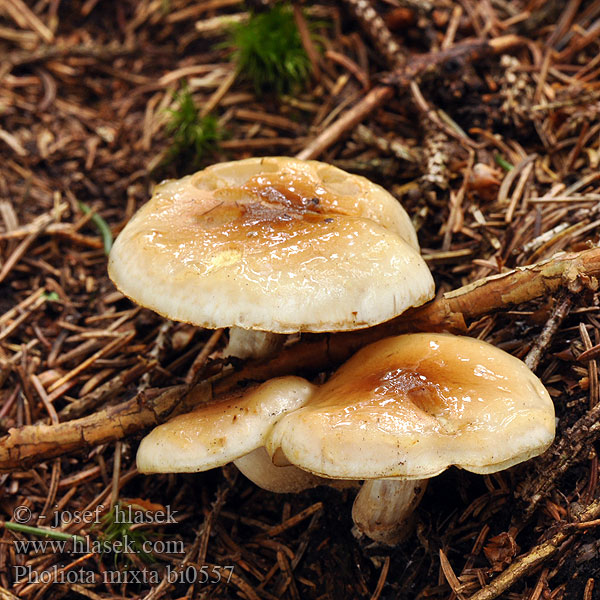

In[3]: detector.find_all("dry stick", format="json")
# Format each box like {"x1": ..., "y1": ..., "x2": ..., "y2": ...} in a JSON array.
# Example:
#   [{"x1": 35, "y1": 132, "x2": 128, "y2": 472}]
[
  {"x1": 30, "y1": 375, "x2": 60, "y2": 524},
  {"x1": 296, "y1": 85, "x2": 394, "y2": 160},
  {"x1": 0, "y1": 215, "x2": 54, "y2": 284},
  {"x1": 0, "y1": 288, "x2": 46, "y2": 328},
  {"x1": 47, "y1": 331, "x2": 136, "y2": 392},
  {"x1": 411, "y1": 80, "x2": 479, "y2": 149},
  {"x1": 297, "y1": 35, "x2": 523, "y2": 161},
  {"x1": 1, "y1": 247, "x2": 599, "y2": 472},
  {"x1": 524, "y1": 294, "x2": 573, "y2": 371},
  {"x1": 292, "y1": 3, "x2": 321, "y2": 80},
  {"x1": 0, "y1": 294, "x2": 47, "y2": 342},
  {"x1": 443, "y1": 150, "x2": 474, "y2": 250},
  {"x1": 0, "y1": 584, "x2": 20, "y2": 599},
  {"x1": 505, "y1": 160, "x2": 535, "y2": 223},
  {"x1": 0, "y1": 385, "x2": 187, "y2": 471},
  {"x1": 468, "y1": 499, "x2": 600, "y2": 600},
  {"x1": 370, "y1": 556, "x2": 391, "y2": 600},
  {"x1": 185, "y1": 328, "x2": 224, "y2": 385},
  {"x1": 109, "y1": 441, "x2": 122, "y2": 509},
  {"x1": 263, "y1": 502, "x2": 323, "y2": 537},
  {"x1": 277, "y1": 550, "x2": 301, "y2": 600},
  {"x1": 343, "y1": 0, "x2": 405, "y2": 68},
  {"x1": 6, "y1": 42, "x2": 138, "y2": 68},
  {"x1": 58, "y1": 358, "x2": 156, "y2": 420},
  {"x1": 4, "y1": 0, "x2": 54, "y2": 43},
  {"x1": 199, "y1": 69, "x2": 237, "y2": 118},
  {"x1": 139, "y1": 321, "x2": 173, "y2": 391},
  {"x1": 439, "y1": 549, "x2": 465, "y2": 600},
  {"x1": 519, "y1": 397, "x2": 600, "y2": 521}
]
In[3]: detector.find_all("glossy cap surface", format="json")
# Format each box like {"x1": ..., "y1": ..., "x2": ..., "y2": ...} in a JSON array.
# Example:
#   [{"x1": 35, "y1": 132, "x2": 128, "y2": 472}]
[
  {"x1": 136, "y1": 377, "x2": 314, "y2": 473},
  {"x1": 267, "y1": 333, "x2": 555, "y2": 479},
  {"x1": 108, "y1": 157, "x2": 434, "y2": 333}
]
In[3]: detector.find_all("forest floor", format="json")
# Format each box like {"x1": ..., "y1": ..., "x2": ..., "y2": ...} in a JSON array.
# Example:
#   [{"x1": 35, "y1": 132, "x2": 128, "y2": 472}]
[{"x1": 1, "y1": 0, "x2": 600, "y2": 599}]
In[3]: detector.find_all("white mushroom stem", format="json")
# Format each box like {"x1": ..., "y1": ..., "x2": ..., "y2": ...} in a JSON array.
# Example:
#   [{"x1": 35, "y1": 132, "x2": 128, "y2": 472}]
[
  {"x1": 352, "y1": 479, "x2": 428, "y2": 545},
  {"x1": 233, "y1": 447, "x2": 328, "y2": 493},
  {"x1": 224, "y1": 327, "x2": 286, "y2": 360},
  {"x1": 234, "y1": 447, "x2": 359, "y2": 493}
]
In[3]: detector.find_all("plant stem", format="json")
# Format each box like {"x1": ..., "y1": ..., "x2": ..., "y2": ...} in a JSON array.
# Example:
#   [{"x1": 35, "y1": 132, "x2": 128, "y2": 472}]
[{"x1": 4, "y1": 521, "x2": 87, "y2": 544}]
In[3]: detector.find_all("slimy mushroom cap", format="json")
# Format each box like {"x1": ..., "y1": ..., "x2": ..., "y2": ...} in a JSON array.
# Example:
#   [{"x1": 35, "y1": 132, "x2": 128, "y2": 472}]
[
  {"x1": 108, "y1": 157, "x2": 434, "y2": 334},
  {"x1": 267, "y1": 333, "x2": 555, "y2": 480},
  {"x1": 137, "y1": 377, "x2": 314, "y2": 474}
]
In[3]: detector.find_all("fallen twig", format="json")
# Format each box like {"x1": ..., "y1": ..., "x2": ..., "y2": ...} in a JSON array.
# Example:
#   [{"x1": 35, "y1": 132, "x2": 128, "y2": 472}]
[
  {"x1": 225, "y1": 246, "x2": 600, "y2": 387},
  {"x1": 5, "y1": 42, "x2": 138, "y2": 69},
  {"x1": 524, "y1": 293, "x2": 572, "y2": 371},
  {"x1": 468, "y1": 499, "x2": 600, "y2": 600},
  {"x1": 58, "y1": 359, "x2": 157, "y2": 420},
  {"x1": 0, "y1": 385, "x2": 190, "y2": 471},
  {"x1": 297, "y1": 36, "x2": 521, "y2": 160},
  {"x1": 0, "y1": 247, "x2": 598, "y2": 472},
  {"x1": 296, "y1": 85, "x2": 393, "y2": 160},
  {"x1": 518, "y1": 398, "x2": 600, "y2": 521}
]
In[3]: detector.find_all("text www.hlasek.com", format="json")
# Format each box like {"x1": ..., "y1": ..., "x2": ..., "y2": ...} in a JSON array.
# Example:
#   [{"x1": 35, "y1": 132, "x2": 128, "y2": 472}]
[{"x1": 13, "y1": 535, "x2": 184, "y2": 556}]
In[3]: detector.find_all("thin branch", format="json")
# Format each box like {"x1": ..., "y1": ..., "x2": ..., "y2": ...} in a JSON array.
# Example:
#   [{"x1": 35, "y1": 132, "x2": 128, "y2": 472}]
[
  {"x1": 468, "y1": 499, "x2": 600, "y2": 600},
  {"x1": 518, "y1": 398, "x2": 600, "y2": 520},
  {"x1": 5, "y1": 42, "x2": 138, "y2": 68},
  {"x1": 343, "y1": 0, "x2": 405, "y2": 68},
  {"x1": 524, "y1": 293, "x2": 572, "y2": 371},
  {"x1": 296, "y1": 85, "x2": 393, "y2": 160},
  {"x1": 0, "y1": 385, "x2": 188, "y2": 471},
  {"x1": 297, "y1": 36, "x2": 521, "y2": 160},
  {"x1": 0, "y1": 247, "x2": 598, "y2": 472}
]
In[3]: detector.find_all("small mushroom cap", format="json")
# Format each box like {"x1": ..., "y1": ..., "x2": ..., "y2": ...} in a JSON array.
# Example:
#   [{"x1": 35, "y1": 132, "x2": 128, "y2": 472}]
[
  {"x1": 108, "y1": 157, "x2": 434, "y2": 333},
  {"x1": 267, "y1": 333, "x2": 555, "y2": 479},
  {"x1": 136, "y1": 377, "x2": 315, "y2": 473}
]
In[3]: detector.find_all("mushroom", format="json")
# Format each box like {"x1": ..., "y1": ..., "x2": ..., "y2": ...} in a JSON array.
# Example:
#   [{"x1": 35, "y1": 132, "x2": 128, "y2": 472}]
[
  {"x1": 267, "y1": 333, "x2": 555, "y2": 544},
  {"x1": 136, "y1": 376, "x2": 331, "y2": 493},
  {"x1": 137, "y1": 333, "x2": 555, "y2": 544},
  {"x1": 108, "y1": 157, "x2": 434, "y2": 359}
]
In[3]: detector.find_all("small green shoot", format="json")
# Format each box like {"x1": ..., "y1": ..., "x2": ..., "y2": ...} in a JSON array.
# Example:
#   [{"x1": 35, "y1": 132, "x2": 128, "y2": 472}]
[
  {"x1": 495, "y1": 155, "x2": 514, "y2": 171},
  {"x1": 4, "y1": 522, "x2": 86, "y2": 545},
  {"x1": 229, "y1": 3, "x2": 313, "y2": 95},
  {"x1": 165, "y1": 86, "x2": 224, "y2": 169},
  {"x1": 96, "y1": 502, "x2": 155, "y2": 566},
  {"x1": 78, "y1": 201, "x2": 113, "y2": 255}
]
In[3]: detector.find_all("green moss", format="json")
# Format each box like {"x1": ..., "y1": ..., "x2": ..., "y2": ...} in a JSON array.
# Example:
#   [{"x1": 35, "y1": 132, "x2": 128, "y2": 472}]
[
  {"x1": 230, "y1": 3, "x2": 313, "y2": 95},
  {"x1": 165, "y1": 85, "x2": 224, "y2": 169}
]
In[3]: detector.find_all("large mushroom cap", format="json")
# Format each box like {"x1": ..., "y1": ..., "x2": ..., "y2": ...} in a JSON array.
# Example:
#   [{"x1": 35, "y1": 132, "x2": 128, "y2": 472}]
[
  {"x1": 267, "y1": 333, "x2": 555, "y2": 479},
  {"x1": 108, "y1": 157, "x2": 434, "y2": 333}
]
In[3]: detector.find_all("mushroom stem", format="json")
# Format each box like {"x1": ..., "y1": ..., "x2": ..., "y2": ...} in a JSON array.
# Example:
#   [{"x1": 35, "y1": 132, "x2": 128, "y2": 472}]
[
  {"x1": 233, "y1": 447, "x2": 328, "y2": 493},
  {"x1": 224, "y1": 327, "x2": 286, "y2": 360},
  {"x1": 352, "y1": 479, "x2": 427, "y2": 545}
]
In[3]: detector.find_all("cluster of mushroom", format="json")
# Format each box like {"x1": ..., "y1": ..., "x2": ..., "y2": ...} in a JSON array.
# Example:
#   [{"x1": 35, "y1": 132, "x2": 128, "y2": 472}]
[{"x1": 108, "y1": 157, "x2": 555, "y2": 544}]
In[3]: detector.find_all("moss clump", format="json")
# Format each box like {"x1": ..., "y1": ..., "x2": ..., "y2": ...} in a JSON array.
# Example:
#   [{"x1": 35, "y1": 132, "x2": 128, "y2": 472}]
[
  {"x1": 230, "y1": 3, "x2": 313, "y2": 95},
  {"x1": 165, "y1": 85, "x2": 224, "y2": 170}
]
